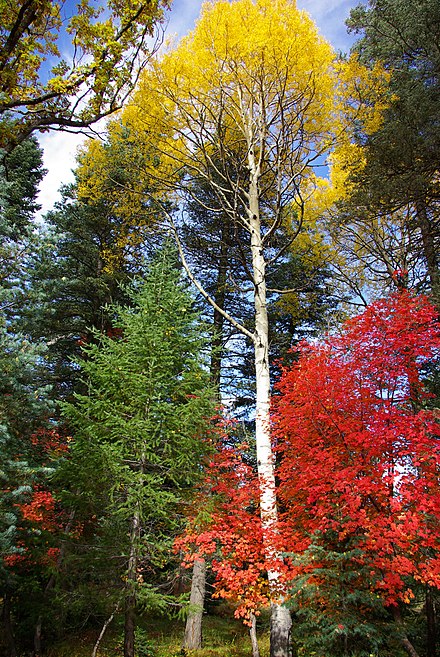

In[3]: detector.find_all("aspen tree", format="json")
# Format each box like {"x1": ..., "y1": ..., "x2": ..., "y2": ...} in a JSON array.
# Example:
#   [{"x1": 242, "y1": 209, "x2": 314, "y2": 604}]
[{"x1": 119, "y1": 2, "x2": 384, "y2": 654}]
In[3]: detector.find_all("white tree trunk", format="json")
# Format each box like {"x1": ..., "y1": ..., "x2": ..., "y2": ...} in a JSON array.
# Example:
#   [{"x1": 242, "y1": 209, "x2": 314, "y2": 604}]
[{"x1": 248, "y1": 158, "x2": 292, "y2": 657}]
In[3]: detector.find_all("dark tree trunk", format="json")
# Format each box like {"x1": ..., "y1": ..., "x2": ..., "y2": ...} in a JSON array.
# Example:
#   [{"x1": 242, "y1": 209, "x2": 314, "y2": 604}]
[
  {"x1": 426, "y1": 586, "x2": 437, "y2": 657},
  {"x1": 182, "y1": 558, "x2": 206, "y2": 650},
  {"x1": 393, "y1": 606, "x2": 421, "y2": 657},
  {"x1": 124, "y1": 594, "x2": 136, "y2": 657},
  {"x1": 2, "y1": 591, "x2": 17, "y2": 657}
]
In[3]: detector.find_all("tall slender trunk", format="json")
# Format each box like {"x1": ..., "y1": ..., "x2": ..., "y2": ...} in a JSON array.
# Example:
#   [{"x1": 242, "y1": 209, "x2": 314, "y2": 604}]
[
  {"x1": 124, "y1": 509, "x2": 141, "y2": 657},
  {"x1": 248, "y1": 160, "x2": 291, "y2": 657},
  {"x1": 2, "y1": 590, "x2": 17, "y2": 657},
  {"x1": 182, "y1": 557, "x2": 206, "y2": 650}
]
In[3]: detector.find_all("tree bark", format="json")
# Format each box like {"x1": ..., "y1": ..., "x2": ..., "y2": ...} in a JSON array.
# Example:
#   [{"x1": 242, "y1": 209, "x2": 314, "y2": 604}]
[
  {"x1": 426, "y1": 586, "x2": 437, "y2": 657},
  {"x1": 269, "y1": 603, "x2": 292, "y2": 657},
  {"x1": 182, "y1": 557, "x2": 206, "y2": 650},
  {"x1": 124, "y1": 593, "x2": 136, "y2": 657},
  {"x1": 249, "y1": 612, "x2": 261, "y2": 657},
  {"x1": 393, "y1": 606, "x2": 421, "y2": 657},
  {"x1": 2, "y1": 591, "x2": 17, "y2": 657},
  {"x1": 248, "y1": 149, "x2": 291, "y2": 657}
]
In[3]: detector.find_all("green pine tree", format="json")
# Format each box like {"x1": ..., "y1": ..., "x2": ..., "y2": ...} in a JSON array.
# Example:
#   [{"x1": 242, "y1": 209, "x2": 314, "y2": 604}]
[
  {"x1": 62, "y1": 245, "x2": 215, "y2": 657},
  {"x1": 0, "y1": 137, "x2": 57, "y2": 657}
]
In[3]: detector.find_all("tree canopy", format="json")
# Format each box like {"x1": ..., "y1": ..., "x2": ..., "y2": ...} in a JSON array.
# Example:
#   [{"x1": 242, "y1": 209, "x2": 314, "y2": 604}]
[
  {"x1": 0, "y1": 0, "x2": 169, "y2": 150},
  {"x1": 0, "y1": 1, "x2": 439, "y2": 656}
]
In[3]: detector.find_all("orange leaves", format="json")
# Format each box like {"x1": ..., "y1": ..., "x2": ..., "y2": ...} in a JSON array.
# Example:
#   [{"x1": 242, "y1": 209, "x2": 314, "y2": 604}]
[
  {"x1": 20, "y1": 491, "x2": 55, "y2": 524},
  {"x1": 175, "y1": 440, "x2": 271, "y2": 621}
]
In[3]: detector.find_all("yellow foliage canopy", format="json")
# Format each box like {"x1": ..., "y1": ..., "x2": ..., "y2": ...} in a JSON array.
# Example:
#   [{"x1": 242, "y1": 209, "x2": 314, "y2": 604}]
[
  {"x1": 128, "y1": 0, "x2": 337, "y2": 196},
  {"x1": 78, "y1": 0, "x2": 389, "y2": 281},
  {"x1": 120, "y1": 0, "x2": 387, "y2": 225}
]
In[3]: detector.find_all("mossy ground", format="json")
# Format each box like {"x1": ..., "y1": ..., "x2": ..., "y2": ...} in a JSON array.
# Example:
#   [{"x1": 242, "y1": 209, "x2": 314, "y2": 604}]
[{"x1": 46, "y1": 610, "x2": 271, "y2": 657}]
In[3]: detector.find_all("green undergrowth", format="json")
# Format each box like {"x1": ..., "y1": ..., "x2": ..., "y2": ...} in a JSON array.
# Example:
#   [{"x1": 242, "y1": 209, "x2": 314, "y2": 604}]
[{"x1": 47, "y1": 612, "x2": 271, "y2": 657}]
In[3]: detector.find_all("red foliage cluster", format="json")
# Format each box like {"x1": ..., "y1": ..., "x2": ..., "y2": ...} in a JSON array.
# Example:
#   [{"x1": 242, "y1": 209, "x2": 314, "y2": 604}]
[
  {"x1": 177, "y1": 292, "x2": 440, "y2": 621},
  {"x1": 4, "y1": 428, "x2": 69, "y2": 571},
  {"x1": 175, "y1": 441, "x2": 270, "y2": 622},
  {"x1": 20, "y1": 490, "x2": 56, "y2": 524},
  {"x1": 274, "y1": 291, "x2": 440, "y2": 605},
  {"x1": 31, "y1": 427, "x2": 70, "y2": 455}
]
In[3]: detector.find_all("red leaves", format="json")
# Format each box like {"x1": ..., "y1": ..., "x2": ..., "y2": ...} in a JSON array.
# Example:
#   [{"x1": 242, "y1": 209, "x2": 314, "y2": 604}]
[
  {"x1": 273, "y1": 291, "x2": 440, "y2": 606},
  {"x1": 178, "y1": 293, "x2": 440, "y2": 622},
  {"x1": 175, "y1": 440, "x2": 271, "y2": 622},
  {"x1": 20, "y1": 490, "x2": 55, "y2": 524},
  {"x1": 30, "y1": 427, "x2": 69, "y2": 456}
]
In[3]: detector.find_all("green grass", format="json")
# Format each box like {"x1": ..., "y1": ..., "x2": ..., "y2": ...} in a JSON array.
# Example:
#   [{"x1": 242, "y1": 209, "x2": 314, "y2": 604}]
[{"x1": 47, "y1": 611, "x2": 270, "y2": 657}]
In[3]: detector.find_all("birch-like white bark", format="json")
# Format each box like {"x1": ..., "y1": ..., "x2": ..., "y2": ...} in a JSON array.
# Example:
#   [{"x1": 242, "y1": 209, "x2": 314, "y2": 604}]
[{"x1": 245, "y1": 106, "x2": 292, "y2": 657}]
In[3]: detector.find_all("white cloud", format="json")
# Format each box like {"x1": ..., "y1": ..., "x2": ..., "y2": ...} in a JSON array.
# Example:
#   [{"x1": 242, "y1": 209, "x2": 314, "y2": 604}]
[{"x1": 36, "y1": 131, "x2": 85, "y2": 217}]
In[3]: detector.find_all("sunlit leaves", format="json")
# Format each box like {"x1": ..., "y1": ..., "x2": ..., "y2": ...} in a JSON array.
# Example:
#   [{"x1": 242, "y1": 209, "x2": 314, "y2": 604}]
[
  {"x1": 0, "y1": 0, "x2": 170, "y2": 148},
  {"x1": 274, "y1": 291, "x2": 440, "y2": 606}
]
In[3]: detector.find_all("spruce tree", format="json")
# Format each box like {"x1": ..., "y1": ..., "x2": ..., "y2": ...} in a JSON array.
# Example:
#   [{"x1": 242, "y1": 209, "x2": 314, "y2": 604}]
[
  {"x1": 0, "y1": 138, "x2": 57, "y2": 656},
  {"x1": 62, "y1": 245, "x2": 215, "y2": 657}
]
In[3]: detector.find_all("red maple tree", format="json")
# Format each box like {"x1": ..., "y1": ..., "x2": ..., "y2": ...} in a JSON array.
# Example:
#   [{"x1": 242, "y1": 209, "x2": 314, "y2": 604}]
[
  {"x1": 177, "y1": 292, "x2": 440, "y2": 633},
  {"x1": 274, "y1": 291, "x2": 440, "y2": 606}
]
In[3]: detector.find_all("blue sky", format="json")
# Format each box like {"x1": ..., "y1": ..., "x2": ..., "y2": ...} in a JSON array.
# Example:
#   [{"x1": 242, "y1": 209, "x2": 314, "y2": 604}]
[
  {"x1": 167, "y1": 0, "x2": 358, "y2": 51},
  {"x1": 37, "y1": 0, "x2": 361, "y2": 214}
]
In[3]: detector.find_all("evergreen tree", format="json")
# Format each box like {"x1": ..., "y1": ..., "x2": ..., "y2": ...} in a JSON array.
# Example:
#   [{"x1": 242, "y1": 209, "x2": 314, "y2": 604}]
[
  {"x1": 335, "y1": 0, "x2": 440, "y2": 303},
  {"x1": 0, "y1": 138, "x2": 58, "y2": 656},
  {"x1": 61, "y1": 246, "x2": 215, "y2": 657},
  {"x1": 22, "y1": 123, "x2": 163, "y2": 403},
  {"x1": 0, "y1": 136, "x2": 45, "y2": 316}
]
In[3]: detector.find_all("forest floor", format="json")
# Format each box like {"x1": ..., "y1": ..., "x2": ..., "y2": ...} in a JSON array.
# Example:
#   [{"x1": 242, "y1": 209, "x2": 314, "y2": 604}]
[{"x1": 46, "y1": 610, "x2": 271, "y2": 657}]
